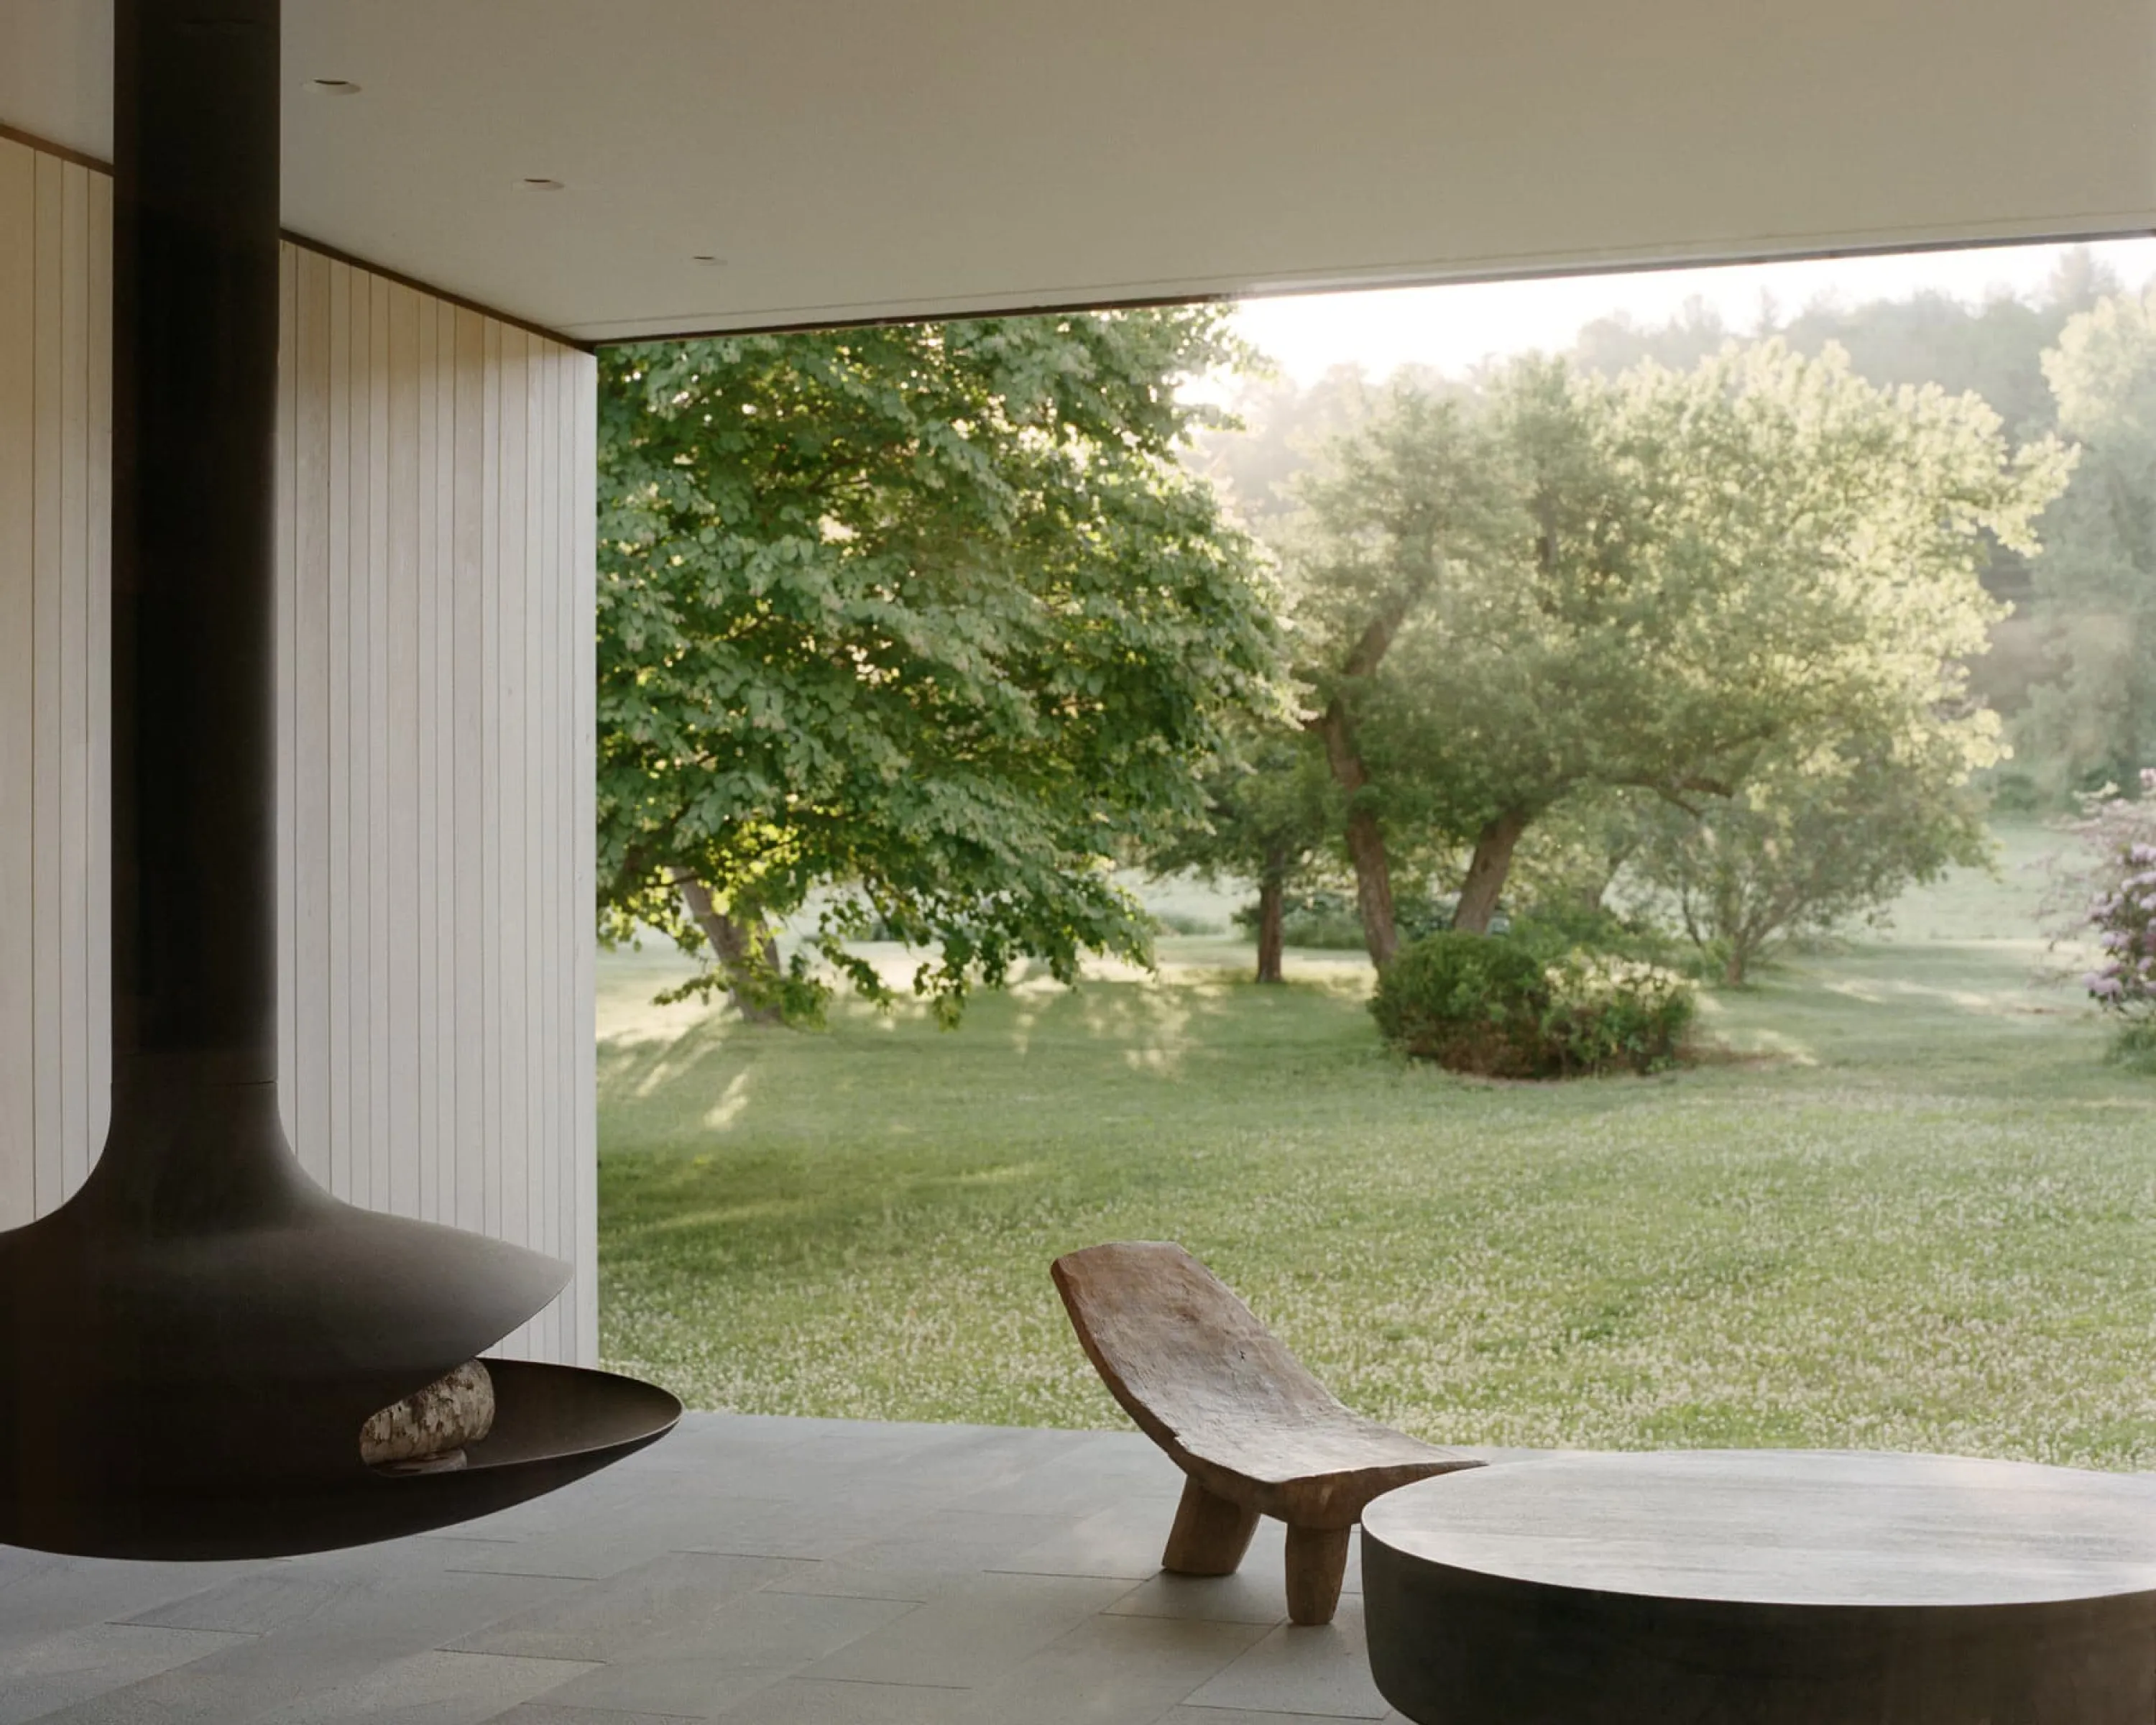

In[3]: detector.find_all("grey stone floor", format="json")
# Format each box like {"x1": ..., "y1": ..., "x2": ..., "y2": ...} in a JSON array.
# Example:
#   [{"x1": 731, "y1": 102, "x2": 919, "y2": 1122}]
[{"x1": 0, "y1": 1414, "x2": 1491, "y2": 1724}]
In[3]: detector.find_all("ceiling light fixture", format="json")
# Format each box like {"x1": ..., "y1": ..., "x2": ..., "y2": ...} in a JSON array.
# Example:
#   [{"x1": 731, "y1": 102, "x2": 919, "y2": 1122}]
[
  {"x1": 521, "y1": 177, "x2": 566, "y2": 191},
  {"x1": 308, "y1": 77, "x2": 361, "y2": 94}
]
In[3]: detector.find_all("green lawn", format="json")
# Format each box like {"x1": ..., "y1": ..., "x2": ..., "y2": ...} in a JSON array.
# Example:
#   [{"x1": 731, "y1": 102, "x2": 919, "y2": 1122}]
[{"x1": 596, "y1": 825, "x2": 2156, "y2": 1468}]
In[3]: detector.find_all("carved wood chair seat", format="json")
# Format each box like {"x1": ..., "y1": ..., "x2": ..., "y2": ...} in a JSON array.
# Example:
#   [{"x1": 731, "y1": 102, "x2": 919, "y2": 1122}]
[{"x1": 1051, "y1": 1240, "x2": 1482, "y2": 1624}]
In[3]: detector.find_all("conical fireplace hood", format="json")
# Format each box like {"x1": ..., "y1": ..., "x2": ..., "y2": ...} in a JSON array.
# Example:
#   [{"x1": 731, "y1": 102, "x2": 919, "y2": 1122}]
[{"x1": 0, "y1": 0, "x2": 678, "y2": 1561}]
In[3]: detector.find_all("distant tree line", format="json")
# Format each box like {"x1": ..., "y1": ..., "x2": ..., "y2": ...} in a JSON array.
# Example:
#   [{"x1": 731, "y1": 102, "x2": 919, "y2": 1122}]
[
  {"x1": 591, "y1": 250, "x2": 2152, "y2": 1024},
  {"x1": 1177, "y1": 343, "x2": 2063, "y2": 984},
  {"x1": 1201, "y1": 249, "x2": 2153, "y2": 807}
]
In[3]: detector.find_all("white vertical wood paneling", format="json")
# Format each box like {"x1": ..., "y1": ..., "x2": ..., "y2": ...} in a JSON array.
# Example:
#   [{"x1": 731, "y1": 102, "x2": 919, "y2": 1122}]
[
  {"x1": 414, "y1": 296, "x2": 441, "y2": 1231},
  {"x1": 0, "y1": 137, "x2": 600, "y2": 1364},
  {"x1": 386, "y1": 283, "x2": 420, "y2": 1223},
  {"x1": 276, "y1": 244, "x2": 298, "y2": 1152},
  {"x1": 57, "y1": 161, "x2": 91, "y2": 1201},
  {"x1": 573, "y1": 354, "x2": 599, "y2": 1365},
  {"x1": 326, "y1": 259, "x2": 354, "y2": 1206},
  {"x1": 88, "y1": 169, "x2": 113, "y2": 1164},
  {"x1": 367, "y1": 275, "x2": 392, "y2": 1220},
  {"x1": 29, "y1": 150, "x2": 63, "y2": 1214},
  {"x1": 4, "y1": 148, "x2": 114, "y2": 1225},
  {"x1": 499, "y1": 327, "x2": 530, "y2": 1361},
  {"x1": 0, "y1": 139, "x2": 37, "y2": 1233},
  {"x1": 292, "y1": 247, "x2": 333, "y2": 1192},
  {"x1": 451, "y1": 309, "x2": 485, "y2": 1245},
  {"x1": 481, "y1": 321, "x2": 503, "y2": 1258},
  {"x1": 429, "y1": 303, "x2": 456, "y2": 1232}
]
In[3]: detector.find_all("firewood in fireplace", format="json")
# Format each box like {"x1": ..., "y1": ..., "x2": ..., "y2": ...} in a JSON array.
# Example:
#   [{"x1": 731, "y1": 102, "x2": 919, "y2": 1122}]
[{"x1": 361, "y1": 1361, "x2": 496, "y2": 1471}]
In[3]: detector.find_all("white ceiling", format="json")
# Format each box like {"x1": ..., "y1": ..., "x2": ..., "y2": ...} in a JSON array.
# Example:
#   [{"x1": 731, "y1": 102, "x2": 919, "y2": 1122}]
[{"x1": 4, "y1": 0, "x2": 2152, "y2": 345}]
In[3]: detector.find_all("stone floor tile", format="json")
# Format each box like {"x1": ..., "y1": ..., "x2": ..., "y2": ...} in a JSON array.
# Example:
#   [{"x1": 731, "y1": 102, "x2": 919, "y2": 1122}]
[
  {"x1": 532, "y1": 1589, "x2": 916, "y2": 1717},
  {"x1": 954, "y1": 1613, "x2": 1270, "y2": 1724},
  {"x1": 431, "y1": 1512, "x2": 720, "y2": 1583},
  {"x1": 1102, "y1": 1570, "x2": 1289, "y2": 1627},
  {"x1": 1100, "y1": 1517, "x2": 1356, "y2": 1624},
  {"x1": 27, "y1": 1570, "x2": 589, "y2": 1725},
  {"x1": 0, "y1": 1545, "x2": 65, "y2": 1588},
  {"x1": 530, "y1": 1657, "x2": 788, "y2": 1721},
  {"x1": 1159, "y1": 1712, "x2": 1404, "y2": 1724},
  {"x1": 402, "y1": 1532, "x2": 530, "y2": 1559},
  {"x1": 0, "y1": 1417, "x2": 1401, "y2": 1725},
  {"x1": 943, "y1": 1435, "x2": 1182, "y2": 1517},
  {"x1": 491, "y1": 1708, "x2": 708, "y2": 1725},
  {"x1": 121, "y1": 1571, "x2": 356, "y2": 1635},
  {"x1": 799, "y1": 1573, "x2": 1134, "y2": 1689},
  {"x1": 756, "y1": 1563, "x2": 962, "y2": 1606},
  {"x1": 643, "y1": 1589, "x2": 918, "y2": 1665},
  {"x1": 0, "y1": 1558, "x2": 270, "y2": 1657},
  {"x1": 992, "y1": 1496, "x2": 1179, "y2": 1581},
  {"x1": 433, "y1": 1469, "x2": 666, "y2": 1545},
  {"x1": 826, "y1": 1509, "x2": 1082, "y2": 1576},
  {"x1": 448, "y1": 1554, "x2": 817, "y2": 1662},
  {"x1": 712, "y1": 1678, "x2": 969, "y2": 1725},
  {"x1": 842, "y1": 1427, "x2": 1087, "y2": 1499},
  {"x1": 0, "y1": 1624, "x2": 251, "y2": 1725},
  {"x1": 1177, "y1": 1599, "x2": 1390, "y2": 1721},
  {"x1": 250, "y1": 1649, "x2": 596, "y2": 1724},
  {"x1": 671, "y1": 1494, "x2": 933, "y2": 1564}
]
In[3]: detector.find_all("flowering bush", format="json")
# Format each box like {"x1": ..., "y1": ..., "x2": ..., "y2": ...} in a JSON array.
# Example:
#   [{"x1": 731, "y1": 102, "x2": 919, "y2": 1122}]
[
  {"x1": 2085, "y1": 811, "x2": 2156, "y2": 1018},
  {"x1": 2044, "y1": 771, "x2": 2155, "y2": 952},
  {"x1": 1539, "y1": 952, "x2": 1698, "y2": 1076}
]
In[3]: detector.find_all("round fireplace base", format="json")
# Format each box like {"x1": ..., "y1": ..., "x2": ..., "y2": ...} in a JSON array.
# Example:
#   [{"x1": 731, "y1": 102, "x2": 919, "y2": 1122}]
[{"x1": 2, "y1": 1361, "x2": 682, "y2": 1562}]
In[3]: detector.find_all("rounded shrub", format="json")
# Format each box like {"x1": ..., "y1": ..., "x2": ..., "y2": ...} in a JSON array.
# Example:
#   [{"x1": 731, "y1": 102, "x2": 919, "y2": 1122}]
[
  {"x1": 1369, "y1": 932, "x2": 1552, "y2": 1077},
  {"x1": 1538, "y1": 952, "x2": 1697, "y2": 1076},
  {"x1": 1372, "y1": 932, "x2": 1697, "y2": 1078}
]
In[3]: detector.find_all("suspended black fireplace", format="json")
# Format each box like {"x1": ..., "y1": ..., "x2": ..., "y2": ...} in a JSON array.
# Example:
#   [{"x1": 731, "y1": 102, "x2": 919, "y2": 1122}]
[{"x1": 0, "y1": 0, "x2": 678, "y2": 1561}]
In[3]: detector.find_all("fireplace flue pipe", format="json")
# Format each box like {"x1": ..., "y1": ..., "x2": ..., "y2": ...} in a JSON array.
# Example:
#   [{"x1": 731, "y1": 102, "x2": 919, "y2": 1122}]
[{"x1": 0, "y1": 0, "x2": 677, "y2": 1561}]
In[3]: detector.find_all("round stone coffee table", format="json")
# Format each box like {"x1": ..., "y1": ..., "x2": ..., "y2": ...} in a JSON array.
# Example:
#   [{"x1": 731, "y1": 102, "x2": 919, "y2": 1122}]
[{"x1": 1361, "y1": 1449, "x2": 2156, "y2": 1725}]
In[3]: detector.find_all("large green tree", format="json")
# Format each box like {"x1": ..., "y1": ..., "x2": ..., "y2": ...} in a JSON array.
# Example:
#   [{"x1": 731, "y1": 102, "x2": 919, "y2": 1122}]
[
  {"x1": 2022, "y1": 288, "x2": 2156, "y2": 793},
  {"x1": 596, "y1": 312, "x2": 1279, "y2": 1022},
  {"x1": 1286, "y1": 344, "x2": 2065, "y2": 962},
  {"x1": 1632, "y1": 728, "x2": 1997, "y2": 985},
  {"x1": 1575, "y1": 255, "x2": 2125, "y2": 725},
  {"x1": 1282, "y1": 387, "x2": 1512, "y2": 965},
  {"x1": 1146, "y1": 729, "x2": 1335, "y2": 984}
]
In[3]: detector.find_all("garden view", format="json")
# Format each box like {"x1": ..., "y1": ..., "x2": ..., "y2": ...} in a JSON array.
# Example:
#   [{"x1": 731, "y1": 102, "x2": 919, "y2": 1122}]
[{"x1": 592, "y1": 245, "x2": 2156, "y2": 1468}]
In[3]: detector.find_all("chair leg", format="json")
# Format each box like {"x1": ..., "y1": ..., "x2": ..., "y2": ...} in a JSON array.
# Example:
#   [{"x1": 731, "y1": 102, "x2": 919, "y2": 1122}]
[
  {"x1": 1162, "y1": 1474, "x2": 1260, "y2": 1576},
  {"x1": 1284, "y1": 1523, "x2": 1351, "y2": 1626}
]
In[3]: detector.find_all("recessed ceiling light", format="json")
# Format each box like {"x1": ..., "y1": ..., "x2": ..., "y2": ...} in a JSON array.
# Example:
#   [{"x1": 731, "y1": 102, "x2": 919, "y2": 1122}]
[
  {"x1": 520, "y1": 177, "x2": 566, "y2": 192},
  {"x1": 308, "y1": 78, "x2": 361, "y2": 95},
  {"x1": 691, "y1": 254, "x2": 727, "y2": 266}
]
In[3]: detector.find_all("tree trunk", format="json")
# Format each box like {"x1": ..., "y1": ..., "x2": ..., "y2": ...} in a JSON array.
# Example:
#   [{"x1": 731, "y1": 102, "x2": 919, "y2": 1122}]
[
  {"x1": 1344, "y1": 805, "x2": 1399, "y2": 967},
  {"x1": 669, "y1": 868, "x2": 785, "y2": 1024},
  {"x1": 1312, "y1": 700, "x2": 1399, "y2": 969},
  {"x1": 1718, "y1": 879, "x2": 1751, "y2": 988},
  {"x1": 1304, "y1": 580, "x2": 1439, "y2": 974},
  {"x1": 1453, "y1": 809, "x2": 1530, "y2": 934},
  {"x1": 1722, "y1": 921, "x2": 1756, "y2": 987},
  {"x1": 1255, "y1": 865, "x2": 1286, "y2": 985}
]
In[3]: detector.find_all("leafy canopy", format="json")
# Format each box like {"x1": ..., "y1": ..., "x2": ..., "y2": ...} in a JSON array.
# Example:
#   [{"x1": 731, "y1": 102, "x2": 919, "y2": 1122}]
[
  {"x1": 1631, "y1": 728, "x2": 1998, "y2": 985},
  {"x1": 595, "y1": 312, "x2": 1279, "y2": 1019},
  {"x1": 2024, "y1": 289, "x2": 2156, "y2": 792},
  {"x1": 1284, "y1": 343, "x2": 2066, "y2": 927}
]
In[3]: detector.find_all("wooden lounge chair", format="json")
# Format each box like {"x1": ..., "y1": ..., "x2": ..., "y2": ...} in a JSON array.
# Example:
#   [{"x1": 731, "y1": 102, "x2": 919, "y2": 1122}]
[{"x1": 1051, "y1": 1241, "x2": 1482, "y2": 1626}]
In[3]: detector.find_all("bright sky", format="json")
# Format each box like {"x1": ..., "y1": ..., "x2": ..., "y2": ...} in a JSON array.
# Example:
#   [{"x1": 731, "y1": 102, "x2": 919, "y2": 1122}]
[{"x1": 1227, "y1": 239, "x2": 2156, "y2": 387}]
